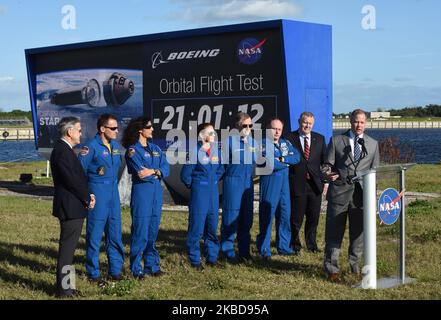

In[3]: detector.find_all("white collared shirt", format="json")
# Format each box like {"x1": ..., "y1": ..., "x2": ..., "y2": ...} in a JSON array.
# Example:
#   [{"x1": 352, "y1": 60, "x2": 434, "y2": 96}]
[
  {"x1": 299, "y1": 132, "x2": 312, "y2": 152},
  {"x1": 349, "y1": 130, "x2": 364, "y2": 158},
  {"x1": 61, "y1": 137, "x2": 73, "y2": 149}
]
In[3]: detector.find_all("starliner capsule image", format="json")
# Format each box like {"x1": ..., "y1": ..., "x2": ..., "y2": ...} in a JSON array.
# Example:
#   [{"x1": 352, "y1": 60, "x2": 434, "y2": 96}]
[
  {"x1": 50, "y1": 78, "x2": 101, "y2": 107},
  {"x1": 103, "y1": 72, "x2": 135, "y2": 107},
  {"x1": 50, "y1": 72, "x2": 135, "y2": 108}
]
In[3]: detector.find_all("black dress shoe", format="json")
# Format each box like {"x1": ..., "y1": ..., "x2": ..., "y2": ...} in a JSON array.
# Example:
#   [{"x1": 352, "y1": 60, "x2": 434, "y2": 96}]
[
  {"x1": 55, "y1": 289, "x2": 84, "y2": 298},
  {"x1": 206, "y1": 261, "x2": 217, "y2": 267},
  {"x1": 293, "y1": 249, "x2": 301, "y2": 256},
  {"x1": 191, "y1": 264, "x2": 204, "y2": 271},
  {"x1": 225, "y1": 256, "x2": 239, "y2": 264},
  {"x1": 108, "y1": 274, "x2": 123, "y2": 281},
  {"x1": 238, "y1": 255, "x2": 253, "y2": 263},
  {"x1": 149, "y1": 270, "x2": 166, "y2": 277},
  {"x1": 88, "y1": 277, "x2": 107, "y2": 288},
  {"x1": 133, "y1": 273, "x2": 145, "y2": 280}
]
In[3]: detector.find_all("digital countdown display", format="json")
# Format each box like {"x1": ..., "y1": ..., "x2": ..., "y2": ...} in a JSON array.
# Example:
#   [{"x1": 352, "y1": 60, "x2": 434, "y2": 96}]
[{"x1": 144, "y1": 28, "x2": 286, "y2": 148}]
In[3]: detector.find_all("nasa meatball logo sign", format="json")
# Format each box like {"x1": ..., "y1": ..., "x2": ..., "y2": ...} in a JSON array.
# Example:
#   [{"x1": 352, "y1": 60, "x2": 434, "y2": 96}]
[
  {"x1": 237, "y1": 38, "x2": 266, "y2": 65},
  {"x1": 378, "y1": 188, "x2": 403, "y2": 225}
]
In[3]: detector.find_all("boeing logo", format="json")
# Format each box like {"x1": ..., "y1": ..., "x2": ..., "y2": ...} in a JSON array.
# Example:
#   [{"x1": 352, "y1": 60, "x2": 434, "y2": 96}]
[
  {"x1": 151, "y1": 52, "x2": 169, "y2": 69},
  {"x1": 151, "y1": 49, "x2": 221, "y2": 69}
]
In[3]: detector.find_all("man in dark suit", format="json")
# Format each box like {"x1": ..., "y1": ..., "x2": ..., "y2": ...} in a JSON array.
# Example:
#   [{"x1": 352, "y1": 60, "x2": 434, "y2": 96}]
[
  {"x1": 286, "y1": 112, "x2": 327, "y2": 255},
  {"x1": 323, "y1": 109, "x2": 380, "y2": 282},
  {"x1": 50, "y1": 116, "x2": 95, "y2": 297}
]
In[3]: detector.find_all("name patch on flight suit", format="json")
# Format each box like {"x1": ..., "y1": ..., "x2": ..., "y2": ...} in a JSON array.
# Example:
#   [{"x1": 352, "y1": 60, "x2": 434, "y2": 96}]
[
  {"x1": 112, "y1": 149, "x2": 120, "y2": 155},
  {"x1": 80, "y1": 146, "x2": 89, "y2": 156},
  {"x1": 97, "y1": 166, "x2": 106, "y2": 176},
  {"x1": 153, "y1": 151, "x2": 160, "y2": 157},
  {"x1": 128, "y1": 148, "x2": 136, "y2": 158}
]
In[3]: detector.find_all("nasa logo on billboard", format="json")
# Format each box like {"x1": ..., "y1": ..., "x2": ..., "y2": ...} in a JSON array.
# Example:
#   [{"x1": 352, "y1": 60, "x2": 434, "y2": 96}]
[
  {"x1": 237, "y1": 38, "x2": 267, "y2": 65},
  {"x1": 378, "y1": 188, "x2": 403, "y2": 225}
]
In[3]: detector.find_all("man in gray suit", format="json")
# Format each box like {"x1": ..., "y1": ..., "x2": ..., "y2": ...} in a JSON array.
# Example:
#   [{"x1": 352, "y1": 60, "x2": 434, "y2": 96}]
[{"x1": 323, "y1": 109, "x2": 380, "y2": 282}]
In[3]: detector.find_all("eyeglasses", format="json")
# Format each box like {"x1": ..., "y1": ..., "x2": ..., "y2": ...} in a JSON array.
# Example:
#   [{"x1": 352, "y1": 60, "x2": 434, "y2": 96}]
[
  {"x1": 207, "y1": 131, "x2": 216, "y2": 136},
  {"x1": 144, "y1": 125, "x2": 152, "y2": 129},
  {"x1": 242, "y1": 124, "x2": 253, "y2": 129},
  {"x1": 105, "y1": 126, "x2": 119, "y2": 131},
  {"x1": 70, "y1": 127, "x2": 82, "y2": 133}
]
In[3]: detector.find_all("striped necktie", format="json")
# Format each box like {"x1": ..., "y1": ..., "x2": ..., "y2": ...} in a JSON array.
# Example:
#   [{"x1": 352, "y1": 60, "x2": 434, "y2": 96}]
[
  {"x1": 304, "y1": 136, "x2": 310, "y2": 179},
  {"x1": 304, "y1": 136, "x2": 310, "y2": 160},
  {"x1": 354, "y1": 136, "x2": 361, "y2": 162}
]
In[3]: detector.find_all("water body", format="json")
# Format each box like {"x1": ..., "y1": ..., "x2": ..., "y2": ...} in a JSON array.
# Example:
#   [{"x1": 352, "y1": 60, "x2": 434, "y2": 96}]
[
  {"x1": 334, "y1": 128, "x2": 441, "y2": 164},
  {"x1": 1, "y1": 128, "x2": 441, "y2": 164}
]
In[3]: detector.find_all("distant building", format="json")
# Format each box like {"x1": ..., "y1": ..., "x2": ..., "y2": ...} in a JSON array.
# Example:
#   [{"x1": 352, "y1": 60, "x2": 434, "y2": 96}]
[
  {"x1": 0, "y1": 117, "x2": 31, "y2": 126},
  {"x1": 370, "y1": 111, "x2": 390, "y2": 119}
]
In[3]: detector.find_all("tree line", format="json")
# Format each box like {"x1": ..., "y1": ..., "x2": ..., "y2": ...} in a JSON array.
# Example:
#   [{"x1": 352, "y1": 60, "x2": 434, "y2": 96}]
[
  {"x1": 333, "y1": 104, "x2": 441, "y2": 118},
  {"x1": 0, "y1": 109, "x2": 32, "y2": 120},
  {"x1": 387, "y1": 104, "x2": 441, "y2": 117}
]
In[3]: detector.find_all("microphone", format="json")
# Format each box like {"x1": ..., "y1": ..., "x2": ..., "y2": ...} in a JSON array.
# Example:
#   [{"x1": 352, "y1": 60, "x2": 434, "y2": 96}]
[{"x1": 358, "y1": 138, "x2": 368, "y2": 156}]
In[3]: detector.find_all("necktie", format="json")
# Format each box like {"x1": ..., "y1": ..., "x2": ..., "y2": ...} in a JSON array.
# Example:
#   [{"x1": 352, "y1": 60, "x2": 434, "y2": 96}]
[
  {"x1": 354, "y1": 136, "x2": 361, "y2": 162},
  {"x1": 304, "y1": 136, "x2": 310, "y2": 179},
  {"x1": 304, "y1": 136, "x2": 310, "y2": 160}
]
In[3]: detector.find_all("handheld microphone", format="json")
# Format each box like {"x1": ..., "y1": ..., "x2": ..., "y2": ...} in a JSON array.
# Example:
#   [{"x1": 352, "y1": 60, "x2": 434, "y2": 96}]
[{"x1": 358, "y1": 138, "x2": 368, "y2": 155}]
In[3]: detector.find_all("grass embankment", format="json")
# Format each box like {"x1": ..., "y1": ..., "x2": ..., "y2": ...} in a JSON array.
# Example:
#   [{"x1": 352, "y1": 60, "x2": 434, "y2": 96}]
[{"x1": 0, "y1": 163, "x2": 440, "y2": 299}]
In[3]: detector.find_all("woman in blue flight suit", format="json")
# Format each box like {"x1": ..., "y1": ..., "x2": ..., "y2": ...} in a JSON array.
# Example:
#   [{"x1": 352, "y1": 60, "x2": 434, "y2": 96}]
[
  {"x1": 221, "y1": 112, "x2": 257, "y2": 262},
  {"x1": 121, "y1": 116, "x2": 169, "y2": 278},
  {"x1": 181, "y1": 123, "x2": 224, "y2": 269},
  {"x1": 256, "y1": 118, "x2": 300, "y2": 258},
  {"x1": 78, "y1": 114, "x2": 125, "y2": 282}
]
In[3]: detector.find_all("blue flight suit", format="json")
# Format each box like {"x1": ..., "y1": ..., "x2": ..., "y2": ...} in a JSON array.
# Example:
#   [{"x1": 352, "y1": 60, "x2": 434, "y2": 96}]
[
  {"x1": 181, "y1": 143, "x2": 224, "y2": 266},
  {"x1": 256, "y1": 137, "x2": 300, "y2": 257},
  {"x1": 125, "y1": 141, "x2": 169, "y2": 276},
  {"x1": 78, "y1": 133, "x2": 125, "y2": 279},
  {"x1": 221, "y1": 136, "x2": 257, "y2": 258}
]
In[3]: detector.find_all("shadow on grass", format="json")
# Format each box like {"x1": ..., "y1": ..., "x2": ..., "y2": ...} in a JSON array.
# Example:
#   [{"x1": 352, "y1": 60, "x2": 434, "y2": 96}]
[
  {"x1": 0, "y1": 241, "x2": 87, "y2": 296},
  {"x1": 0, "y1": 180, "x2": 54, "y2": 197},
  {"x1": 0, "y1": 265, "x2": 56, "y2": 296}
]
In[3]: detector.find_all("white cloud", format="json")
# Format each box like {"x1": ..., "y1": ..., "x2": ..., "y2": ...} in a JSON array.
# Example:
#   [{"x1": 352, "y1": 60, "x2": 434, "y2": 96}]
[
  {"x1": 0, "y1": 76, "x2": 14, "y2": 82},
  {"x1": 0, "y1": 6, "x2": 7, "y2": 15},
  {"x1": 169, "y1": 0, "x2": 303, "y2": 23},
  {"x1": 394, "y1": 76, "x2": 413, "y2": 82}
]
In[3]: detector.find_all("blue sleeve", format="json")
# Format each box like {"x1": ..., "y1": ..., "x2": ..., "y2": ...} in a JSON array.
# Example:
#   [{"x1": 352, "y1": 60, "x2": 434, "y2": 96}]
[
  {"x1": 283, "y1": 140, "x2": 301, "y2": 165},
  {"x1": 273, "y1": 158, "x2": 289, "y2": 171},
  {"x1": 78, "y1": 144, "x2": 94, "y2": 174},
  {"x1": 216, "y1": 149, "x2": 225, "y2": 181},
  {"x1": 125, "y1": 147, "x2": 144, "y2": 175},
  {"x1": 257, "y1": 139, "x2": 287, "y2": 173},
  {"x1": 180, "y1": 161, "x2": 195, "y2": 189},
  {"x1": 158, "y1": 148, "x2": 170, "y2": 178}
]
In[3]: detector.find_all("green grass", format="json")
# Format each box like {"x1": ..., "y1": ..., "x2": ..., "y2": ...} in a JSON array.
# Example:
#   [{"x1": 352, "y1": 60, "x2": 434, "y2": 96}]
[
  {"x1": 0, "y1": 164, "x2": 441, "y2": 299},
  {"x1": 0, "y1": 161, "x2": 52, "y2": 186}
]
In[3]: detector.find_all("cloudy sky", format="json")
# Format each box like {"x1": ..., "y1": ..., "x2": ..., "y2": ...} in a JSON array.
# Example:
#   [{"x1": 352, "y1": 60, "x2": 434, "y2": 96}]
[{"x1": 1, "y1": 0, "x2": 440, "y2": 113}]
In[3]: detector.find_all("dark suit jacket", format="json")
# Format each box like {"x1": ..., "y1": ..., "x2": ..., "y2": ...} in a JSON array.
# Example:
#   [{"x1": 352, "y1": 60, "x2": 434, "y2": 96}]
[
  {"x1": 50, "y1": 139, "x2": 91, "y2": 220},
  {"x1": 286, "y1": 130, "x2": 327, "y2": 196}
]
